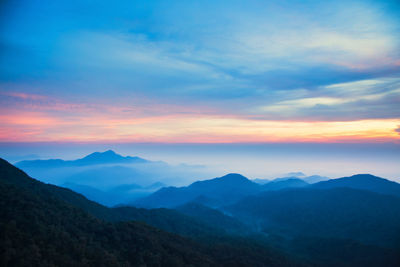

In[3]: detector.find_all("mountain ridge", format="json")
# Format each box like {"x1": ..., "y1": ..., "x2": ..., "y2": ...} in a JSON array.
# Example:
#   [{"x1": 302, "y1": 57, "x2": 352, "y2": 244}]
[
  {"x1": 0, "y1": 158, "x2": 304, "y2": 266},
  {"x1": 312, "y1": 174, "x2": 400, "y2": 197},
  {"x1": 133, "y1": 173, "x2": 263, "y2": 208},
  {"x1": 15, "y1": 150, "x2": 149, "y2": 168},
  {"x1": 225, "y1": 187, "x2": 400, "y2": 248}
]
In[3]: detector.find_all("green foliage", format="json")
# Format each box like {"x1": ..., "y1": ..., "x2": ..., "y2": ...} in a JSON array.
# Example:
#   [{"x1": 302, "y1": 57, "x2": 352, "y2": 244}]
[
  {"x1": 0, "y1": 180, "x2": 215, "y2": 266},
  {"x1": 0, "y1": 159, "x2": 301, "y2": 267},
  {"x1": 227, "y1": 188, "x2": 400, "y2": 248},
  {"x1": 4, "y1": 157, "x2": 399, "y2": 266}
]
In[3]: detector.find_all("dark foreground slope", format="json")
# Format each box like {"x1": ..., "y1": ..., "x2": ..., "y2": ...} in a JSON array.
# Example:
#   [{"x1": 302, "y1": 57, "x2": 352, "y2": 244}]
[
  {"x1": 225, "y1": 187, "x2": 400, "y2": 266},
  {"x1": 0, "y1": 158, "x2": 300, "y2": 267},
  {"x1": 226, "y1": 187, "x2": 400, "y2": 248},
  {"x1": 0, "y1": 163, "x2": 212, "y2": 266}
]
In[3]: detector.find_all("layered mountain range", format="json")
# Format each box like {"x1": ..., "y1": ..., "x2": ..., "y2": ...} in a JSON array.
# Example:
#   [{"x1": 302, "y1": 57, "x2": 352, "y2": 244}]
[{"x1": 3, "y1": 151, "x2": 400, "y2": 266}]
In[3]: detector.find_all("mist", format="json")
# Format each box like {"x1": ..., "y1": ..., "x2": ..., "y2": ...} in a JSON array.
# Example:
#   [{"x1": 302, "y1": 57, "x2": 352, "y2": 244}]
[{"x1": 1, "y1": 142, "x2": 399, "y2": 181}]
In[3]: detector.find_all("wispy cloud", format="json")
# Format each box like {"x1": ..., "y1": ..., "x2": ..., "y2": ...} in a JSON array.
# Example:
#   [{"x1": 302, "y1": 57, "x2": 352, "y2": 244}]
[{"x1": 0, "y1": 0, "x2": 399, "y2": 142}]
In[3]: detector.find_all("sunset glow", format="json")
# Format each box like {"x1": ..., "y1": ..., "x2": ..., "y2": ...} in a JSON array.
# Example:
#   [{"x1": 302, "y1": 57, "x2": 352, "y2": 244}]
[
  {"x1": 1, "y1": 0, "x2": 399, "y2": 144},
  {"x1": 1, "y1": 98, "x2": 399, "y2": 143}
]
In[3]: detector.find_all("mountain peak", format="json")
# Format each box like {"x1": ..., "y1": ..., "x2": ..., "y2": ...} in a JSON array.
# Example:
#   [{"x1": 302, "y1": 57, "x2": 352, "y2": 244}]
[
  {"x1": 83, "y1": 150, "x2": 121, "y2": 159},
  {"x1": 104, "y1": 149, "x2": 117, "y2": 154},
  {"x1": 15, "y1": 150, "x2": 149, "y2": 168},
  {"x1": 188, "y1": 173, "x2": 257, "y2": 192},
  {"x1": 312, "y1": 173, "x2": 400, "y2": 197},
  {"x1": 219, "y1": 173, "x2": 248, "y2": 181},
  {"x1": 75, "y1": 150, "x2": 148, "y2": 165},
  {"x1": 347, "y1": 174, "x2": 381, "y2": 180}
]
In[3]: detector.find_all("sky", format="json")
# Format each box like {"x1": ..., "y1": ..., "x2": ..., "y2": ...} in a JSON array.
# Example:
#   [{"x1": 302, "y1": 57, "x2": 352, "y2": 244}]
[
  {"x1": 0, "y1": 0, "x2": 399, "y2": 143},
  {"x1": 0, "y1": 0, "x2": 400, "y2": 179}
]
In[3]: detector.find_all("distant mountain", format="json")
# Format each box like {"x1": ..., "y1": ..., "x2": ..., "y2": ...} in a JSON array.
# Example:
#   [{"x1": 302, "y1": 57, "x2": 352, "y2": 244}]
[
  {"x1": 312, "y1": 174, "x2": 400, "y2": 197},
  {"x1": 263, "y1": 178, "x2": 309, "y2": 191},
  {"x1": 13, "y1": 150, "x2": 211, "y2": 204},
  {"x1": 134, "y1": 173, "x2": 263, "y2": 208},
  {"x1": 62, "y1": 183, "x2": 113, "y2": 205},
  {"x1": 271, "y1": 175, "x2": 328, "y2": 184},
  {"x1": 302, "y1": 175, "x2": 329, "y2": 184},
  {"x1": 286, "y1": 172, "x2": 306, "y2": 177},
  {"x1": 254, "y1": 175, "x2": 328, "y2": 185},
  {"x1": 225, "y1": 187, "x2": 400, "y2": 248},
  {"x1": 60, "y1": 165, "x2": 152, "y2": 189},
  {"x1": 2, "y1": 158, "x2": 398, "y2": 266},
  {"x1": 16, "y1": 150, "x2": 149, "y2": 168},
  {"x1": 0, "y1": 158, "x2": 302, "y2": 266},
  {"x1": 253, "y1": 178, "x2": 270, "y2": 184},
  {"x1": 4, "y1": 154, "x2": 41, "y2": 163}
]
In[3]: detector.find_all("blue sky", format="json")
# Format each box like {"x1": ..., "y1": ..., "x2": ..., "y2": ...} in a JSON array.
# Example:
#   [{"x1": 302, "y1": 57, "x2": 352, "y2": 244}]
[{"x1": 0, "y1": 0, "x2": 400, "y2": 142}]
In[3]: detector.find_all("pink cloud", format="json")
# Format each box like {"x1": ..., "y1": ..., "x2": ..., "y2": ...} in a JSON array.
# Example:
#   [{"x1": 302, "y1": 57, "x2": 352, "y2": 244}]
[
  {"x1": 2, "y1": 92, "x2": 49, "y2": 101},
  {"x1": 395, "y1": 125, "x2": 400, "y2": 135}
]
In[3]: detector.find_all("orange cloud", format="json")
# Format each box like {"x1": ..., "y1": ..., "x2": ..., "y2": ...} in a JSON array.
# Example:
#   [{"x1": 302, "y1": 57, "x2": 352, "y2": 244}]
[
  {"x1": 1, "y1": 92, "x2": 399, "y2": 143},
  {"x1": 0, "y1": 108, "x2": 399, "y2": 143}
]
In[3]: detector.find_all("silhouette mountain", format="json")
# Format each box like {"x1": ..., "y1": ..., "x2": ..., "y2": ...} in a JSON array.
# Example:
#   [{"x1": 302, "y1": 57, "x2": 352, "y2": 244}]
[
  {"x1": 134, "y1": 173, "x2": 263, "y2": 208},
  {"x1": 263, "y1": 178, "x2": 309, "y2": 190},
  {"x1": 0, "y1": 158, "x2": 215, "y2": 266},
  {"x1": 176, "y1": 202, "x2": 250, "y2": 235},
  {"x1": 0, "y1": 158, "x2": 301, "y2": 266},
  {"x1": 3, "y1": 158, "x2": 399, "y2": 266},
  {"x1": 13, "y1": 151, "x2": 171, "y2": 205},
  {"x1": 312, "y1": 174, "x2": 400, "y2": 197},
  {"x1": 253, "y1": 178, "x2": 270, "y2": 184},
  {"x1": 269, "y1": 175, "x2": 328, "y2": 184},
  {"x1": 225, "y1": 187, "x2": 400, "y2": 248},
  {"x1": 133, "y1": 174, "x2": 337, "y2": 208},
  {"x1": 0, "y1": 158, "x2": 246, "y2": 236},
  {"x1": 302, "y1": 175, "x2": 329, "y2": 184},
  {"x1": 16, "y1": 150, "x2": 149, "y2": 168}
]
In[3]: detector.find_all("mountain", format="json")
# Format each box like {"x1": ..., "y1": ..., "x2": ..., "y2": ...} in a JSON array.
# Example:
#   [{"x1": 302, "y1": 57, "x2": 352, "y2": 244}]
[
  {"x1": 16, "y1": 150, "x2": 149, "y2": 168},
  {"x1": 0, "y1": 158, "x2": 214, "y2": 266},
  {"x1": 287, "y1": 172, "x2": 306, "y2": 177},
  {"x1": 0, "y1": 158, "x2": 302, "y2": 266},
  {"x1": 263, "y1": 178, "x2": 309, "y2": 191},
  {"x1": 312, "y1": 174, "x2": 400, "y2": 197},
  {"x1": 61, "y1": 165, "x2": 153, "y2": 189},
  {"x1": 13, "y1": 151, "x2": 212, "y2": 205},
  {"x1": 254, "y1": 175, "x2": 327, "y2": 186},
  {"x1": 0, "y1": 158, "x2": 247, "y2": 237},
  {"x1": 225, "y1": 187, "x2": 400, "y2": 249},
  {"x1": 253, "y1": 178, "x2": 270, "y2": 184},
  {"x1": 269, "y1": 175, "x2": 328, "y2": 184},
  {"x1": 62, "y1": 182, "x2": 159, "y2": 207},
  {"x1": 13, "y1": 151, "x2": 172, "y2": 205},
  {"x1": 175, "y1": 202, "x2": 251, "y2": 235},
  {"x1": 62, "y1": 183, "x2": 114, "y2": 206},
  {"x1": 134, "y1": 173, "x2": 263, "y2": 208},
  {"x1": 302, "y1": 175, "x2": 329, "y2": 184}
]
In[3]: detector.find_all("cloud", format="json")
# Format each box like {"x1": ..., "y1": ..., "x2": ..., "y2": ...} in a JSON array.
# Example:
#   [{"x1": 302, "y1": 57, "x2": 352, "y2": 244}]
[
  {"x1": 249, "y1": 77, "x2": 400, "y2": 121},
  {"x1": 395, "y1": 126, "x2": 400, "y2": 135},
  {"x1": 0, "y1": 0, "x2": 399, "y2": 142}
]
